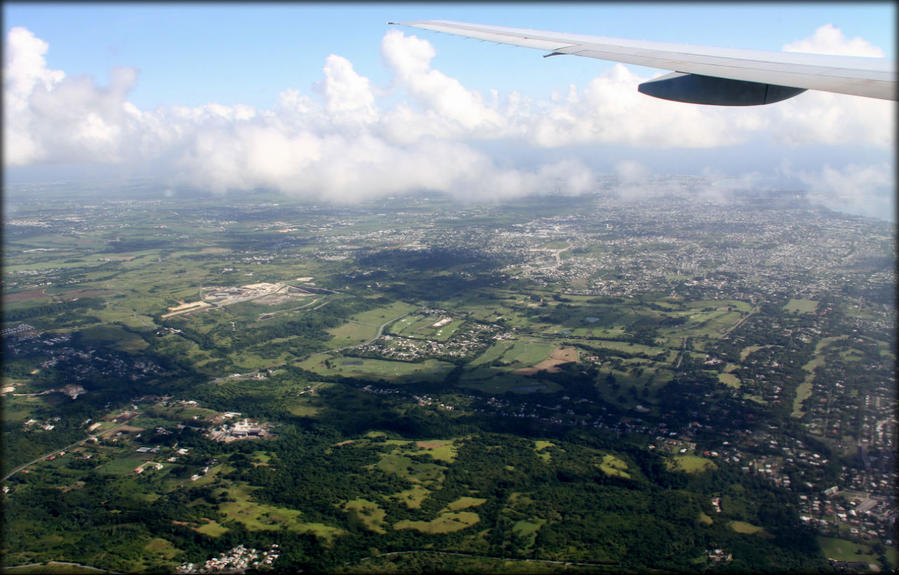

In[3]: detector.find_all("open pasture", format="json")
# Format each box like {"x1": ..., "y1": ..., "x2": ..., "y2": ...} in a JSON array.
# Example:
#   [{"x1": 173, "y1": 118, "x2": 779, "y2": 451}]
[
  {"x1": 514, "y1": 346, "x2": 578, "y2": 375},
  {"x1": 387, "y1": 313, "x2": 464, "y2": 341},
  {"x1": 728, "y1": 520, "x2": 766, "y2": 535},
  {"x1": 394, "y1": 511, "x2": 480, "y2": 534},
  {"x1": 324, "y1": 300, "x2": 418, "y2": 348},
  {"x1": 533, "y1": 440, "x2": 555, "y2": 463},
  {"x1": 718, "y1": 372, "x2": 741, "y2": 389},
  {"x1": 344, "y1": 498, "x2": 387, "y2": 533},
  {"x1": 446, "y1": 496, "x2": 487, "y2": 511},
  {"x1": 667, "y1": 454, "x2": 717, "y2": 474},
  {"x1": 297, "y1": 354, "x2": 453, "y2": 383},
  {"x1": 818, "y1": 536, "x2": 894, "y2": 568},
  {"x1": 596, "y1": 454, "x2": 631, "y2": 478},
  {"x1": 481, "y1": 339, "x2": 557, "y2": 369},
  {"x1": 214, "y1": 483, "x2": 344, "y2": 540},
  {"x1": 785, "y1": 299, "x2": 818, "y2": 314}
]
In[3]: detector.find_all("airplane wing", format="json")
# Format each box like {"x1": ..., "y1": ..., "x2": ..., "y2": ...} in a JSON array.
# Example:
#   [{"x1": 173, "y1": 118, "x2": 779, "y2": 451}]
[{"x1": 388, "y1": 20, "x2": 896, "y2": 106}]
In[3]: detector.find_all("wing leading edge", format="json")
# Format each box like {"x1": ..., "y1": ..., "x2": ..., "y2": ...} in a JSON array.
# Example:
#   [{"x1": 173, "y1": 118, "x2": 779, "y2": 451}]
[{"x1": 389, "y1": 20, "x2": 896, "y2": 105}]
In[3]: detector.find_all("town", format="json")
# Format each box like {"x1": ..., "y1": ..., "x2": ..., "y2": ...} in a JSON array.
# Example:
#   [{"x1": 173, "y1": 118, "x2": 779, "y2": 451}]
[{"x1": 3, "y1": 187, "x2": 895, "y2": 572}]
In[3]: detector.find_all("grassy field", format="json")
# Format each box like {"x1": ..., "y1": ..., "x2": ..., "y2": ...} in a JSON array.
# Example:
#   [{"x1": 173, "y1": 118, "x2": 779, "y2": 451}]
[
  {"x1": 597, "y1": 454, "x2": 631, "y2": 478},
  {"x1": 325, "y1": 301, "x2": 419, "y2": 348},
  {"x1": 98, "y1": 455, "x2": 151, "y2": 476},
  {"x1": 388, "y1": 313, "x2": 464, "y2": 342},
  {"x1": 390, "y1": 485, "x2": 431, "y2": 509},
  {"x1": 446, "y1": 497, "x2": 487, "y2": 511},
  {"x1": 784, "y1": 299, "x2": 818, "y2": 314},
  {"x1": 298, "y1": 352, "x2": 453, "y2": 381},
  {"x1": 468, "y1": 340, "x2": 515, "y2": 367},
  {"x1": 410, "y1": 439, "x2": 459, "y2": 463},
  {"x1": 512, "y1": 518, "x2": 546, "y2": 549},
  {"x1": 818, "y1": 536, "x2": 895, "y2": 569},
  {"x1": 394, "y1": 511, "x2": 480, "y2": 534},
  {"x1": 194, "y1": 519, "x2": 228, "y2": 537},
  {"x1": 667, "y1": 454, "x2": 717, "y2": 474},
  {"x1": 344, "y1": 498, "x2": 387, "y2": 533},
  {"x1": 729, "y1": 520, "x2": 766, "y2": 535},
  {"x1": 793, "y1": 336, "x2": 849, "y2": 417},
  {"x1": 533, "y1": 440, "x2": 554, "y2": 463},
  {"x1": 718, "y1": 372, "x2": 741, "y2": 389},
  {"x1": 740, "y1": 345, "x2": 776, "y2": 361},
  {"x1": 214, "y1": 483, "x2": 344, "y2": 540}
]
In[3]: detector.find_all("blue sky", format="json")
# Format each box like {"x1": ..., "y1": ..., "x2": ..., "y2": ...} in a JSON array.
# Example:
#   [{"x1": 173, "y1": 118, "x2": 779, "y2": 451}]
[
  {"x1": 5, "y1": 3, "x2": 894, "y2": 109},
  {"x1": 3, "y1": 3, "x2": 896, "y2": 219}
]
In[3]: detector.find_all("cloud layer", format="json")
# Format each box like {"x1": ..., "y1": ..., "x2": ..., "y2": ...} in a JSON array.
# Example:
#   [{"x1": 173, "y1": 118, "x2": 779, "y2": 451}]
[{"x1": 3, "y1": 25, "x2": 895, "y2": 217}]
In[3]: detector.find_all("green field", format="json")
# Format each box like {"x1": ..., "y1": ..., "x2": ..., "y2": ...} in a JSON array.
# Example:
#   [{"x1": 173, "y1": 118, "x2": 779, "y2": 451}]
[
  {"x1": 729, "y1": 520, "x2": 766, "y2": 534},
  {"x1": 785, "y1": 299, "x2": 818, "y2": 314},
  {"x1": 326, "y1": 301, "x2": 419, "y2": 348},
  {"x1": 215, "y1": 483, "x2": 344, "y2": 539},
  {"x1": 818, "y1": 536, "x2": 896, "y2": 569},
  {"x1": 597, "y1": 454, "x2": 631, "y2": 478},
  {"x1": 344, "y1": 498, "x2": 387, "y2": 533},
  {"x1": 4, "y1": 187, "x2": 893, "y2": 574},
  {"x1": 667, "y1": 454, "x2": 717, "y2": 474},
  {"x1": 297, "y1": 354, "x2": 453, "y2": 382},
  {"x1": 394, "y1": 511, "x2": 481, "y2": 534}
]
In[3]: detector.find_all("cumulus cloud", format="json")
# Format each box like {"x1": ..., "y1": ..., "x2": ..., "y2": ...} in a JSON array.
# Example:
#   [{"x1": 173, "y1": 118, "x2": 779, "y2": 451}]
[
  {"x1": 783, "y1": 24, "x2": 885, "y2": 57},
  {"x1": 797, "y1": 162, "x2": 895, "y2": 220},
  {"x1": 2, "y1": 25, "x2": 894, "y2": 217},
  {"x1": 4, "y1": 26, "x2": 65, "y2": 164}
]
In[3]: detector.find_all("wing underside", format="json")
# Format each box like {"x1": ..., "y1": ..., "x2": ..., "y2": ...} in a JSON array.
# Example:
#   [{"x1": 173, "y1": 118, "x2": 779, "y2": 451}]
[{"x1": 389, "y1": 20, "x2": 896, "y2": 105}]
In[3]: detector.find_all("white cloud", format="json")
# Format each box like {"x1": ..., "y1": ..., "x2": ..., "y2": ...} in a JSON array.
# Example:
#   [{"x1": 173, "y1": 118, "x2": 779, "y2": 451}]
[
  {"x1": 321, "y1": 54, "x2": 378, "y2": 127},
  {"x1": 380, "y1": 29, "x2": 505, "y2": 134},
  {"x1": 783, "y1": 24, "x2": 885, "y2": 57},
  {"x1": 2, "y1": 26, "x2": 894, "y2": 219},
  {"x1": 3, "y1": 26, "x2": 65, "y2": 164},
  {"x1": 797, "y1": 162, "x2": 895, "y2": 219}
]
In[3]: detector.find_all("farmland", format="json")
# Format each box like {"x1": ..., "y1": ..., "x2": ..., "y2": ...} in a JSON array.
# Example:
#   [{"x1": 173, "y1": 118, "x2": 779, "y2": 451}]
[{"x1": 3, "y1": 187, "x2": 895, "y2": 573}]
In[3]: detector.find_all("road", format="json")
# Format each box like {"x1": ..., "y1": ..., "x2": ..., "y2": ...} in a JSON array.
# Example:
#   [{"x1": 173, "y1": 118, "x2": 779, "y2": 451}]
[
  {"x1": 331, "y1": 311, "x2": 412, "y2": 353},
  {"x1": 2, "y1": 421, "x2": 132, "y2": 483},
  {"x1": 354, "y1": 549, "x2": 618, "y2": 569}
]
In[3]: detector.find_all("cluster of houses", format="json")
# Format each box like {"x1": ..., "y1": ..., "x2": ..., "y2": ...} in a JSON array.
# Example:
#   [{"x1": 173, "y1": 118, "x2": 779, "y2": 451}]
[{"x1": 176, "y1": 544, "x2": 279, "y2": 573}]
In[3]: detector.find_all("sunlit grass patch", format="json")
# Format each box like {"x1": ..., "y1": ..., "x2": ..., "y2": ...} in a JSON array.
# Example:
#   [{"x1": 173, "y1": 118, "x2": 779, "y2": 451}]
[
  {"x1": 344, "y1": 498, "x2": 387, "y2": 534},
  {"x1": 193, "y1": 518, "x2": 228, "y2": 537},
  {"x1": 717, "y1": 372, "x2": 741, "y2": 388},
  {"x1": 446, "y1": 497, "x2": 487, "y2": 511},
  {"x1": 98, "y1": 455, "x2": 151, "y2": 475},
  {"x1": 597, "y1": 454, "x2": 630, "y2": 478},
  {"x1": 296, "y1": 354, "x2": 452, "y2": 382},
  {"x1": 667, "y1": 454, "x2": 717, "y2": 474},
  {"x1": 394, "y1": 511, "x2": 480, "y2": 534},
  {"x1": 216, "y1": 483, "x2": 343, "y2": 540},
  {"x1": 818, "y1": 536, "x2": 892, "y2": 568},
  {"x1": 412, "y1": 439, "x2": 458, "y2": 463},
  {"x1": 143, "y1": 537, "x2": 180, "y2": 560},
  {"x1": 784, "y1": 299, "x2": 818, "y2": 314},
  {"x1": 372, "y1": 453, "x2": 445, "y2": 485},
  {"x1": 286, "y1": 402, "x2": 321, "y2": 418},
  {"x1": 792, "y1": 380, "x2": 814, "y2": 418},
  {"x1": 534, "y1": 440, "x2": 554, "y2": 463},
  {"x1": 389, "y1": 485, "x2": 431, "y2": 509},
  {"x1": 728, "y1": 520, "x2": 765, "y2": 534},
  {"x1": 468, "y1": 340, "x2": 515, "y2": 367},
  {"x1": 512, "y1": 517, "x2": 546, "y2": 548}
]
